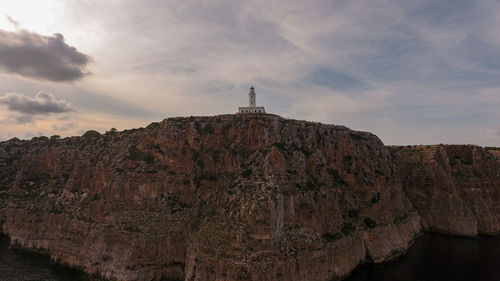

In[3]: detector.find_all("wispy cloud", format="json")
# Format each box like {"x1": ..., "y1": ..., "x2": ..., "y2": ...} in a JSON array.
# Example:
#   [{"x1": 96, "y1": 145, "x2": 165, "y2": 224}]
[
  {"x1": 52, "y1": 122, "x2": 76, "y2": 131},
  {"x1": 12, "y1": 114, "x2": 36, "y2": 124},
  {"x1": 6, "y1": 16, "x2": 19, "y2": 28},
  {"x1": 306, "y1": 67, "x2": 366, "y2": 90}
]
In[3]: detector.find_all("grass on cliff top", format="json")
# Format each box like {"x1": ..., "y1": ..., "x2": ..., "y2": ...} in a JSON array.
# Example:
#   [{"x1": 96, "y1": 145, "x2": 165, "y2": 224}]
[{"x1": 484, "y1": 147, "x2": 500, "y2": 151}]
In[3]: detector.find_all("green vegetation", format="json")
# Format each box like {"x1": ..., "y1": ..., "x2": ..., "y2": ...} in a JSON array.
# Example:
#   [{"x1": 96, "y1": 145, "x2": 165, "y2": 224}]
[
  {"x1": 484, "y1": 147, "x2": 500, "y2": 151},
  {"x1": 125, "y1": 146, "x2": 154, "y2": 164},
  {"x1": 82, "y1": 130, "x2": 101, "y2": 138},
  {"x1": 242, "y1": 169, "x2": 252, "y2": 178},
  {"x1": 322, "y1": 232, "x2": 343, "y2": 242},
  {"x1": 364, "y1": 217, "x2": 377, "y2": 228},
  {"x1": 342, "y1": 155, "x2": 353, "y2": 167},
  {"x1": 349, "y1": 133, "x2": 367, "y2": 140},
  {"x1": 145, "y1": 122, "x2": 159, "y2": 130},
  {"x1": 202, "y1": 124, "x2": 215, "y2": 135},
  {"x1": 306, "y1": 178, "x2": 318, "y2": 190},
  {"x1": 4, "y1": 154, "x2": 20, "y2": 166},
  {"x1": 347, "y1": 209, "x2": 359, "y2": 219},
  {"x1": 198, "y1": 173, "x2": 217, "y2": 181},
  {"x1": 221, "y1": 123, "x2": 232, "y2": 135},
  {"x1": 371, "y1": 191, "x2": 381, "y2": 204},
  {"x1": 124, "y1": 225, "x2": 140, "y2": 232},
  {"x1": 291, "y1": 143, "x2": 312, "y2": 157},
  {"x1": 48, "y1": 208, "x2": 63, "y2": 214},
  {"x1": 31, "y1": 136, "x2": 49, "y2": 141},
  {"x1": 191, "y1": 150, "x2": 203, "y2": 167},
  {"x1": 163, "y1": 278, "x2": 184, "y2": 281},
  {"x1": 3, "y1": 144, "x2": 13, "y2": 152},
  {"x1": 273, "y1": 142, "x2": 286, "y2": 150},
  {"x1": 327, "y1": 168, "x2": 348, "y2": 186},
  {"x1": 106, "y1": 128, "x2": 118, "y2": 134},
  {"x1": 393, "y1": 213, "x2": 410, "y2": 224},
  {"x1": 341, "y1": 222, "x2": 356, "y2": 235}
]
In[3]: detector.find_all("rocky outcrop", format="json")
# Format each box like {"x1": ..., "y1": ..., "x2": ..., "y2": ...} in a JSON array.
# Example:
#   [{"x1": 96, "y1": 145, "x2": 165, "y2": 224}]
[
  {"x1": 389, "y1": 145, "x2": 500, "y2": 236},
  {"x1": 487, "y1": 149, "x2": 500, "y2": 158},
  {"x1": 0, "y1": 114, "x2": 423, "y2": 281}
]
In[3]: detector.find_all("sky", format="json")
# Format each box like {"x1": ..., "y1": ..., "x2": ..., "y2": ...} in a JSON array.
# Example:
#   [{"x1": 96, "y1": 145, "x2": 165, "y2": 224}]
[{"x1": 0, "y1": 0, "x2": 499, "y2": 145}]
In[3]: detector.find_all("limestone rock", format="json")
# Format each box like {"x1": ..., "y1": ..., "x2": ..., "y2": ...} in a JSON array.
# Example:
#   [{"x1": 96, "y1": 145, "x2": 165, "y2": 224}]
[
  {"x1": 389, "y1": 145, "x2": 500, "y2": 236},
  {"x1": 0, "y1": 115, "x2": 497, "y2": 281}
]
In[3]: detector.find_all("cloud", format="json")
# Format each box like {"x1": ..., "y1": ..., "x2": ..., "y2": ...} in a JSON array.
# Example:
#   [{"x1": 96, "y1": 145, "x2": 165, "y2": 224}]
[
  {"x1": 488, "y1": 127, "x2": 500, "y2": 137},
  {"x1": 477, "y1": 88, "x2": 500, "y2": 103},
  {"x1": 6, "y1": 16, "x2": 19, "y2": 28},
  {"x1": 0, "y1": 0, "x2": 498, "y2": 145},
  {"x1": 306, "y1": 67, "x2": 366, "y2": 90},
  {"x1": 483, "y1": 127, "x2": 500, "y2": 145},
  {"x1": 13, "y1": 114, "x2": 36, "y2": 124},
  {"x1": 52, "y1": 122, "x2": 76, "y2": 131},
  {"x1": 0, "y1": 92, "x2": 75, "y2": 115},
  {"x1": 0, "y1": 29, "x2": 90, "y2": 82}
]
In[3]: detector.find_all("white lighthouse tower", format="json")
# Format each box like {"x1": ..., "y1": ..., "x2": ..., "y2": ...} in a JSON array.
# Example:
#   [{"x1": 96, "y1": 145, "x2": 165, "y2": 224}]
[
  {"x1": 249, "y1": 86, "x2": 256, "y2": 107},
  {"x1": 238, "y1": 86, "x2": 266, "y2": 114}
]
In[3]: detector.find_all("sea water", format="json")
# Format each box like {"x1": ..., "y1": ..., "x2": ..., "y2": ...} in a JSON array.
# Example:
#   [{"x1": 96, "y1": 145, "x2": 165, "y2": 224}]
[
  {"x1": 0, "y1": 235, "x2": 90, "y2": 281},
  {"x1": 346, "y1": 234, "x2": 500, "y2": 281}
]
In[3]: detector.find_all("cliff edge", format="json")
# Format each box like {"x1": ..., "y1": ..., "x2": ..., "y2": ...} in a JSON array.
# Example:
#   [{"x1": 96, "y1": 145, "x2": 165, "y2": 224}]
[
  {"x1": 389, "y1": 145, "x2": 500, "y2": 237},
  {"x1": 0, "y1": 114, "x2": 497, "y2": 281}
]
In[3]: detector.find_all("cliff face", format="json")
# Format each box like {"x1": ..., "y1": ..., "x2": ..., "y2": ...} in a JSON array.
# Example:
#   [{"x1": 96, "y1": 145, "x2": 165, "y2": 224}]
[
  {"x1": 389, "y1": 145, "x2": 500, "y2": 237},
  {"x1": 488, "y1": 149, "x2": 500, "y2": 158},
  {"x1": 0, "y1": 114, "x2": 422, "y2": 281}
]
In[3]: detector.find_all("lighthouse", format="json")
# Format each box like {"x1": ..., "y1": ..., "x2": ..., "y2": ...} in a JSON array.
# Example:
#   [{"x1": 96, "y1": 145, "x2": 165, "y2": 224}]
[
  {"x1": 238, "y1": 86, "x2": 266, "y2": 114},
  {"x1": 249, "y1": 86, "x2": 256, "y2": 107}
]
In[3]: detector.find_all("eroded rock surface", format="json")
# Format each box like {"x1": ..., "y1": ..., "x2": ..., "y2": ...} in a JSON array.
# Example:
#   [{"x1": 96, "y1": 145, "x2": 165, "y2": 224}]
[
  {"x1": 0, "y1": 115, "x2": 420, "y2": 281},
  {"x1": 389, "y1": 145, "x2": 500, "y2": 236},
  {"x1": 0, "y1": 115, "x2": 497, "y2": 281}
]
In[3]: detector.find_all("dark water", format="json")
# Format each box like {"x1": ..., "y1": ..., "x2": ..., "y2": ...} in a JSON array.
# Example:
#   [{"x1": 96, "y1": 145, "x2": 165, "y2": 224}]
[
  {"x1": 0, "y1": 235, "x2": 90, "y2": 281},
  {"x1": 346, "y1": 234, "x2": 500, "y2": 281},
  {"x1": 0, "y1": 234, "x2": 499, "y2": 281}
]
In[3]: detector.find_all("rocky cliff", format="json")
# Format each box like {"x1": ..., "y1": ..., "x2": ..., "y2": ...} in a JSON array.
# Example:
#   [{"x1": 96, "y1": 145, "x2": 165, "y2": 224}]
[
  {"x1": 389, "y1": 145, "x2": 500, "y2": 237},
  {"x1": 0, "y1": 114, "x2": 497, "y2": 281}
]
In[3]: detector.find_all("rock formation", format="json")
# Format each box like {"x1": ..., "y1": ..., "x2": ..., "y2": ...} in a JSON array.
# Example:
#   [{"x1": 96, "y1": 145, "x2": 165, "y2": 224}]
[
  {"x1": 0, "y1": 114, "x2": 497, "y2": 281},
  {"x1": 389, "y1": 145, "x2": 500, "y2": 237}
]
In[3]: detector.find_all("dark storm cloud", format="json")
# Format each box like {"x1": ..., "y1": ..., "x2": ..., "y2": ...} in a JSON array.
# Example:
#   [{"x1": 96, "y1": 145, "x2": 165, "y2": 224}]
[
  {"x1": 0, "y1": 92, "x2": 75, "y2": 115},
  {"x1": 0, "y1": 29, "x2": 90, "y2": 82}
]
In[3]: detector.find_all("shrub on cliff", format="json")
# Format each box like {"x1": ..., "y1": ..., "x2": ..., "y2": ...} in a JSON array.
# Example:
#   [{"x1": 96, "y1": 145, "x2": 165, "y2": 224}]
[
  {"x1": 364, "y1": 217, "x2": 377, "y2": 228},
  {"x1": 341, "y1": 223, "x2": 356, "y2": 235},
  {"x1": 125, "y1": 146, "x2": 154, "y2": 164},
  {"x1": 371, "y1": 192, "x2": 381, "y2": 204},
  {"x1": 322, "y1": 232, "x2": 343, "y2": 242},
  {"x1": 202, "y1": 124, "x2": 215, "y2": 135},
  {"x1": 82, "y1": 130, "x2": 101, "y2": 138},
  {"x1": 242, "y1": 169, "x2": 252, "y2": 178}
]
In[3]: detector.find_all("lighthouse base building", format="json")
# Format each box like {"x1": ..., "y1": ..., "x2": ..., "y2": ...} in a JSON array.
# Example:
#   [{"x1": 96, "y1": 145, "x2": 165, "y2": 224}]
[
  {"x1": 238, "y1": 86, "x2": 266, "y2": 114},
  {"x1": 238, "y1": 106, "x2": 265, "y2": 113}
]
